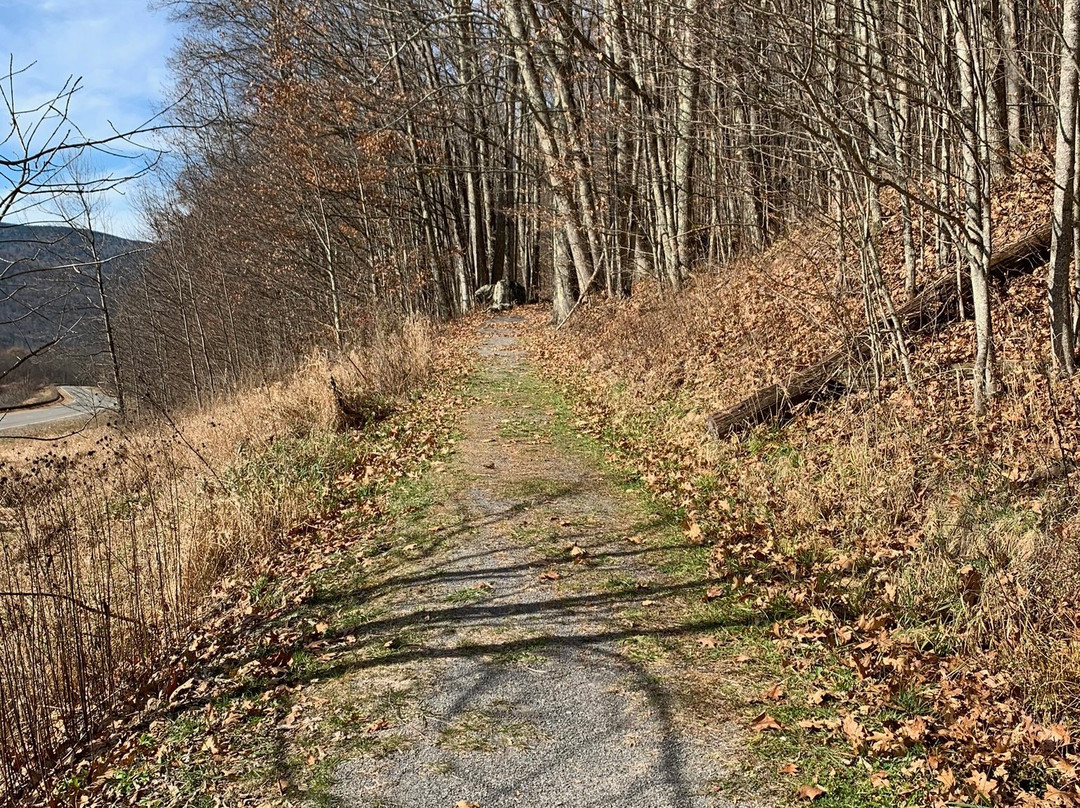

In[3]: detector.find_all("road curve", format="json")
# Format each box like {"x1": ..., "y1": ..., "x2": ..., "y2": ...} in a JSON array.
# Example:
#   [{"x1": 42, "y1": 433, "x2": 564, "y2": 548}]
[{"x1": 0, "y1": 386, "x2": 118, "y2": 434}]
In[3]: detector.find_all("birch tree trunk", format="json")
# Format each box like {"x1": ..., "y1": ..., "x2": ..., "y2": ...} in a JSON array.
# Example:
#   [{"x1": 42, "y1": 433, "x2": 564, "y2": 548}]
[
  {"x1": 1050, "y1": 0, "x2": 1080, "y2": 374},
  {"x1": 953, "y1": 0, "x2": 998, "y2": 412},
  {"x1": 672, "y1": 0, "x2": 701, "y2": 286},
  {"x1": 1000, "y1": 0, "x2": 1024, "y2": 150}
]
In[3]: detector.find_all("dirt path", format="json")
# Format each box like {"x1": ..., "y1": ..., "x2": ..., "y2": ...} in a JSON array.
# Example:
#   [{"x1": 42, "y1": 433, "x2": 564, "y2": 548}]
[{"x1": 330, "y1": 317, "x2": 756, "y2": 807}]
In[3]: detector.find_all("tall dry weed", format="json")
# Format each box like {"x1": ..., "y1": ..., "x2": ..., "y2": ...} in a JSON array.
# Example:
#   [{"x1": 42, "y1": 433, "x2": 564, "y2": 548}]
[{"x1": 0, "y1": 317, "x2": 443, "y2": 800}]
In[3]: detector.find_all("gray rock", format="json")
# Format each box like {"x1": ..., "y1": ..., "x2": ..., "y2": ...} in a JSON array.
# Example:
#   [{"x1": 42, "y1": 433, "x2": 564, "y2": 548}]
[{"x1": 476, "y1": 279, "x2": 527, "y2": 311}]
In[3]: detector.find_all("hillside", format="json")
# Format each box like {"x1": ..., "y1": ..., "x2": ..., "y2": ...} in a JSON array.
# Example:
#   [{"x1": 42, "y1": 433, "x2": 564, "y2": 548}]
[
  {"x1": 0, "y1": 224, "x2": 145, "y2": 265},
  {"x1": 519, "y1": 153, "x2": 1080, "y2": 806},
  {"x1": 0, "y1": 224, "x2": 148, "y2": 399}
]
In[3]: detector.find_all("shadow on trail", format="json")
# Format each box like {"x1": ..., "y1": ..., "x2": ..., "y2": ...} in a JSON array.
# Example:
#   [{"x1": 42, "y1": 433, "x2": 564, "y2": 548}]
[
  {"x1": 403, "y1": 642, "x2": 706, "y2": 807},
  {"x1": 320, "y1": 579, "x2": 718, "y2": 641},
  {"x1": 171, "y1": 570, "x2": 753, "y2": 716},
  {"x1": 314, "y1": 584, "x2": 746, "y2": 807},
  {"x1": 163, "y1": 548, "x2": 748, "y2": 804},
  {"x1": 316, "y1": 611, "x2": 752, "y2": 677},
  {"x1": 324, "y1": 481, "x2": 682, "y2": 604},
  {"x1": 308, "y1": 537, "x2": 691, "y2": 608}
]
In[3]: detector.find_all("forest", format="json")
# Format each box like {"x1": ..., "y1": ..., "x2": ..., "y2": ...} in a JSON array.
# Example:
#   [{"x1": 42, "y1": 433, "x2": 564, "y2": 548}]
[
  {"x1": 113, "y1": 0, "x2": 1075, "y2": 412},
  {"x1": 3, "y1": 0, "x2": 1080, "y2": 805},
  {"x1": 2, "y1": 0, "x2": 1077, "y2": 414}
]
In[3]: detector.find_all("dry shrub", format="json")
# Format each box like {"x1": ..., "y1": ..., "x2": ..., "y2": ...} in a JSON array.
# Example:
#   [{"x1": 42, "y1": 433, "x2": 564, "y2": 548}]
[{"x1": 0, "y1": 316, "x2": 447, "y2": 799}]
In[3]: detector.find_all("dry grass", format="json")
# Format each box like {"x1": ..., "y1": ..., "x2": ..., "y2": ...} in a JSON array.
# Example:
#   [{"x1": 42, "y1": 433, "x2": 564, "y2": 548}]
[{"x1": 0, "y1": 315, "x2": 449, "y2": 800}]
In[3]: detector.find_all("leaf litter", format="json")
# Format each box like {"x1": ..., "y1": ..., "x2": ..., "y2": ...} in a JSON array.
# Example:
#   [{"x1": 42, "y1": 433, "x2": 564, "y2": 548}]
[{"x1": 516, "y1": 159, "x2": 1080, "y2": 806}]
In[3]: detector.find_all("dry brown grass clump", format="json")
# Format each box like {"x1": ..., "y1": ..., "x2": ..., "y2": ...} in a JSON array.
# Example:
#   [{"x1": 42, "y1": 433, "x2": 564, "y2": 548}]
[{"x1": 0, "y1": 315, "x2": 461, "y2": 800}]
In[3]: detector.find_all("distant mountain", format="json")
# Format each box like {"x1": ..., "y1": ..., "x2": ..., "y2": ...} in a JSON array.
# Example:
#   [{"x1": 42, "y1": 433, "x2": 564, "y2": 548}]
[
  {"x1": 0, "y1": 224, "x2": 149, "y2": 386},
  {"x1": 0, "y1": 224, "x2": 147, "y2": 266}
]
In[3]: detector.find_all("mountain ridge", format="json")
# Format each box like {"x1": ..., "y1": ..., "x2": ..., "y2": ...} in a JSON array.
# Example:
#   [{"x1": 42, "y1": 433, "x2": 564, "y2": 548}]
[{"x1": 0, "y1": 223, "x2": 149, "y2": 390}]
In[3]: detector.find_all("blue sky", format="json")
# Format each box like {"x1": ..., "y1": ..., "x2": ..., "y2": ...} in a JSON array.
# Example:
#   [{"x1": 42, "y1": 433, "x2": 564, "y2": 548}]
[{"x1": 0, "y1": 0, "x2": 178, "y2": 238}]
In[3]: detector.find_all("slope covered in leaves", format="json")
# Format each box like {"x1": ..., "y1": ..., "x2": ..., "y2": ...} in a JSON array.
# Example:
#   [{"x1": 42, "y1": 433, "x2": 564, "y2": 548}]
[
  {"x1": 565, "y1": 151, "x2": 1052, "y2": 423},
  {"x1": 524, "y1": 154, "x2": 1080, "y2": 807}
]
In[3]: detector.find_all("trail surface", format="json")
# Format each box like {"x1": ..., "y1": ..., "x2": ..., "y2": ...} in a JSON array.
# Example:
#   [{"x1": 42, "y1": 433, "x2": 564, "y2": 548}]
[{"x1": 331, "y1": 316, "x2": 754, "y2": 807}]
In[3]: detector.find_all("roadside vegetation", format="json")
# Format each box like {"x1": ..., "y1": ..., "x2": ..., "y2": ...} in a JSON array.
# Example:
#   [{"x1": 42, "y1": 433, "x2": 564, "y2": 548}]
[{"x1": 0, "y1": 317, "x2": 471, "y2": 803}]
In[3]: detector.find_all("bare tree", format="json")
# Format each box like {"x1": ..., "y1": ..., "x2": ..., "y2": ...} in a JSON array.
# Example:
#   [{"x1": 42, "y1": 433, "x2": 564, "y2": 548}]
[
  {"x1": 0, "y1": 60, "x2": 162, "y2": 397},
  {"x1": 1049, "y1": 0, "x2": 1080, "y2": 374}
]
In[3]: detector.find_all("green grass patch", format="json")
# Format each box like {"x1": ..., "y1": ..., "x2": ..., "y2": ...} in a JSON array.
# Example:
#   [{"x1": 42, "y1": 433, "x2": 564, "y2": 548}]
[
  {"x1": 619, "y1": 633, "x2": 667, "y2": 663},
  {"x1": 437, "y1": 706, "x2": 541, "y2": 752},
  {"x1": 659, "y1": 544, "x2": 710, "y2": 581},
  {"x1": 443, "y1": 584, "x2": 494, "y2": 605}
]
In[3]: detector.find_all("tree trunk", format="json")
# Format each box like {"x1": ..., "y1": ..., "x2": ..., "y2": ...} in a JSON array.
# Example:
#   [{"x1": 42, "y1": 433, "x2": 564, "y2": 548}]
[
  {"x1": 954, "y1": 0, "x2": 997, "y2": 413},
  {"x1": 1000, "y1": 0, "x2": 1024, "y2": 150},
  {"x1": 672, "y1": 0, "x2": 700, "y2": 283},
  {"x1": 1050, "y1": 0, "x2": 1080, "y2": 374}
]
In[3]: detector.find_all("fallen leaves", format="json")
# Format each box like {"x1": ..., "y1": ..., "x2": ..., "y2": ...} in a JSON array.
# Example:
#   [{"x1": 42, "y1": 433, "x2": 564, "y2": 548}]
[
  {"x1": 364, "y1": 717, "x2": 390, "y2": 733},
  {"x1": 796, "y1": 784, "x2": 827, "y2": 801},
  {"x1": 869, "y1": 770, "x2": 889, "y2": 789},
  {"x1": 840, "y1": 714, "x2": 865, "y2": 751},
  {"x1": 568, "y1": 544, "x2": 589, "y2": 561},
  {"x1": 750, "y1": 712, "x2": 783, "y2": 733},
  {"x1": 968, "y1": 771, "x2": 998, "y2": 801},
  {"x1": 899, "y1": 715, "x2": 927, "y2": 743},
  {"x1": 761, "y1": 683, "x2": 785, "y2": 702},
  {"x1": 682, "y1": 519, "x2": 705, "y2": 545},
  {"x1": 806, "y1": 689, "x2": 828, "y2": 706}
]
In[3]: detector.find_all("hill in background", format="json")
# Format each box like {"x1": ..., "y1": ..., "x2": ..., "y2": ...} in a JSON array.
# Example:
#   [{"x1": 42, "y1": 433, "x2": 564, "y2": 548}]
[{"x1": 0, "y1": 224, "x2": 148, "y2": 403}]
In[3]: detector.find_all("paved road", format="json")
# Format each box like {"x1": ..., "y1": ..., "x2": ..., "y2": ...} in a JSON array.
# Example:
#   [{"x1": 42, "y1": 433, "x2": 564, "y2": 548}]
[{"x1": 0, "y1": 386, "x2": 118, "y2": 433}]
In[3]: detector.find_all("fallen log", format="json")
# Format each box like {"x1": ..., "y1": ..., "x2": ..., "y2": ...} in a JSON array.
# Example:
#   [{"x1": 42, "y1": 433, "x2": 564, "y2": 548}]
[{"x1": 704, "y1": 222, "x2": 1053, "y2": 439}]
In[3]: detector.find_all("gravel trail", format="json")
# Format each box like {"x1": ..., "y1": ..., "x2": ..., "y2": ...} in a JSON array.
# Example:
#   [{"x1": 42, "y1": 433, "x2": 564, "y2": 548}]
[{"x1": 332, "y1": 316, "x2": 755, "y2": 808}]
